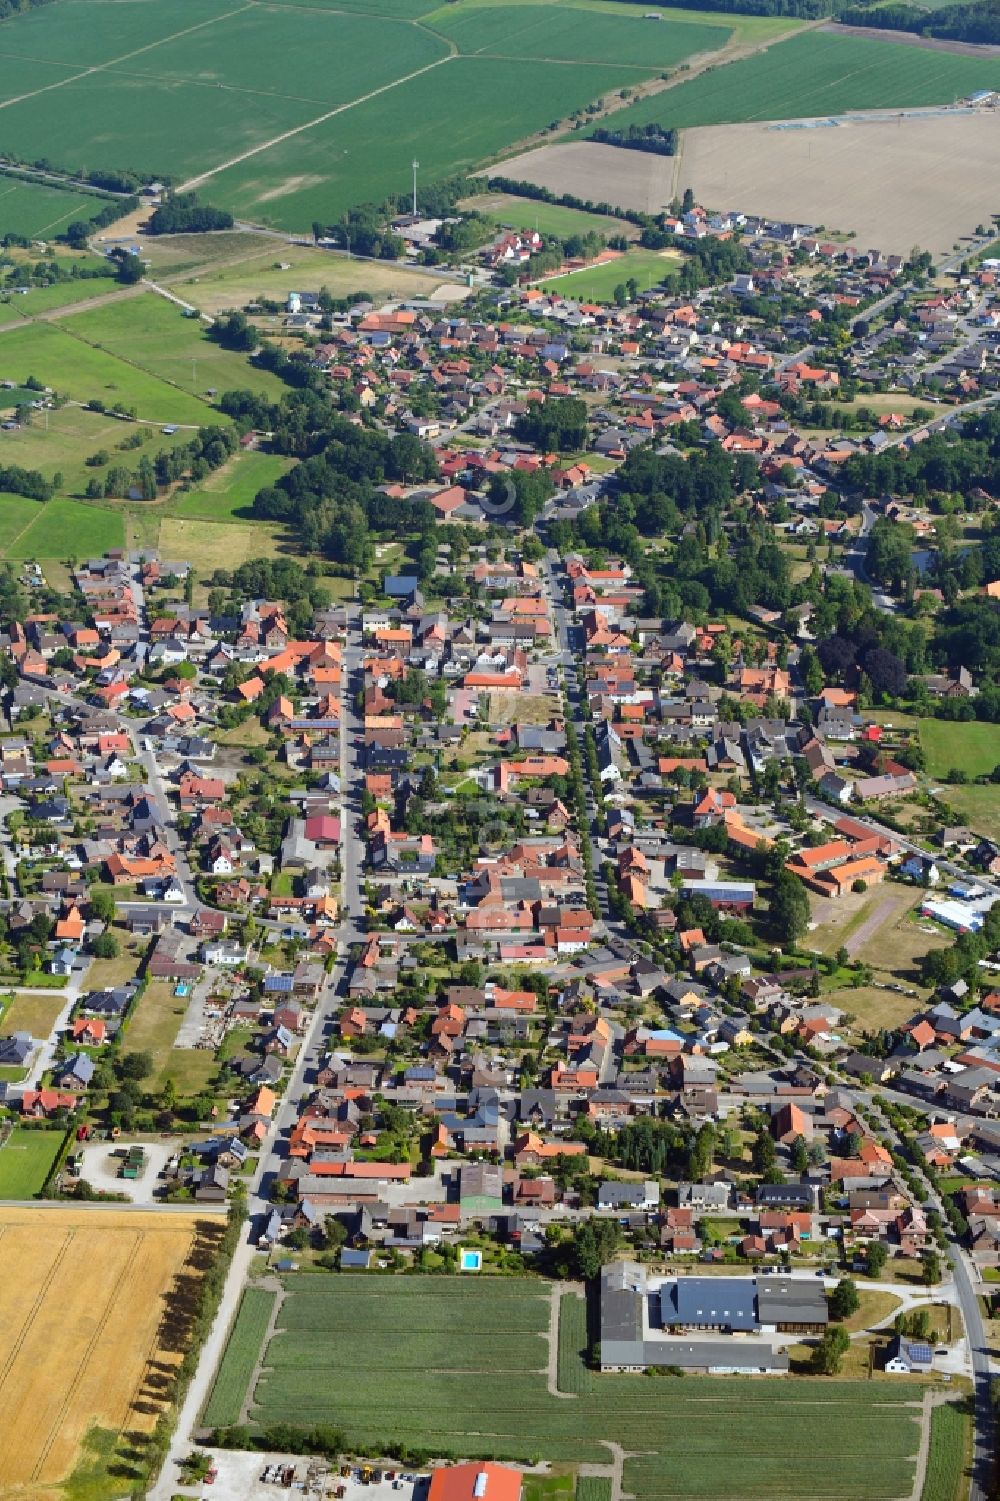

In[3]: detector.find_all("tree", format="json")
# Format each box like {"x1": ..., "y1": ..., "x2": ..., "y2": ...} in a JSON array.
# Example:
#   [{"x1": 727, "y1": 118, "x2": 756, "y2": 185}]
[
  {"x1": 812, "y1": 1324, "x2": 850, "y2": 1375},
  {"x1": 89, "y1": 888, "x2": 117, "y2": 924},
  {"x1": 770, "y1": 870, "x2": 810, "y2": 946},
  {"x1": 573, "y1": 1217, "x2": 622, "y2": 1279},
  {"x1": 865, "y1": 1241, "x2": 888, "y2": 1278},
  {"x1": 829, "y1": 1277, "x2": 860, "y2": 1321},
  {"x1": 91, "y1": 932, "x2": 119, "y2": 959},
  {"x1": 921, "y1": 1248, "x2": 941, "y2": 1286},
  {"x1": 752, "y1": 1126, "x2": 777, "y2": 1176},
  {"x1": 117, "y1": 1050, "x2": 153, "y2": 1084},
  {"x1": 791, "y1": 1134, "x2": 809, "y2": 1174}
]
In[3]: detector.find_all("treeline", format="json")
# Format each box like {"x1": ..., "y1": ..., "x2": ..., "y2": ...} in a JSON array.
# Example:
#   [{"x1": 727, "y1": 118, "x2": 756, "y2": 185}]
[
  {"x1": 0, "y1": 462, "x2": 54, "y2": 501},
  {"x1": 84, "y1": 424, "x2": 238, "y2": 501},
  {"x1": 617, "y1": 0, "x2": 837, "y2": 14},
  {"x1": 485, "y1": 173, "x2": 652, "y2": 228},
  {"x1": 841, "y1": 0, "x2": 1000, "y2": 43},
  {"x1": 147, "y1": 192, "x2": 234, "y2": 235},
  {"x1": 591, "y1": 122, "x2": 677, "y2": 155}
]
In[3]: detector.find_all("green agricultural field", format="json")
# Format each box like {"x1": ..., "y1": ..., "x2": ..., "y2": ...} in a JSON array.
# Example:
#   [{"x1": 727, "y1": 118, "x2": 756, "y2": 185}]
[
  {"x1": 237, "y1": 1277, "x2": 922, "y2": 1499},
  {"x1": 460, "y1": 193, "x2": 638, "y2": 240},
  {"x1": 0, "y1": 323, "x2": 211, "y2": 425},
  {"x1": 600, "y1": 29, "x2": 1000, "y2": 131},
  {"x1": 0, "y1": 178, "x2": 108, "y2": 241},
  {"x1": 920, "y1": 1401, "x2": 969, "y2": 1501},
  {"x1": 538, "y1": 248, "x2": 681, "y2": 300},
  {"x1": 0, "y1": 0, "x2": 734, "y2": 234},
  {"x1": 920, "y1": 719, "x2": 1000, "y2": 779},
  {"x1": 575, "y1": 1482, "x2": 612, "y2": 1501},
  {"x1": 0, "y1": 1127, "x2": 61, "y2": 1198},
  {"x1": 202, "y1": 1287, "x2": 277, "y2": 1429},
  {"x1": 168, "y1": 452, "x2": 294, "y2": 522},
  {"x1": 61, "y1": 294, "x2": 288, "y2": 403},
  {"x1": 4, "y1": 498, "x2": 124, "y2": 560},
  {"x1": 205, "y1": 57, "x2": 664, "y2": 228},
  {"x1": 428, "y1": 5, "x2": 726, "y2": 68}
]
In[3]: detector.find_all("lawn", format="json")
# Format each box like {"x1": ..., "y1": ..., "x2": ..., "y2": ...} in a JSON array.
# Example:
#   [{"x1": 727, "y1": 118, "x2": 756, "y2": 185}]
[
  {"x1": 600, "y1": 29, "x2": 1000, "y2": 131},
  {"x1": 3, "y1": 498, "x2": 124, "y2": 561},
  {"x1": 167, "y1": 452, "x2": 295, "y2": 522},
  {"x1": 460, "y1": 193, "x2": 639, "y2": 240},
  {"x1": 920, "y1": 1400, "x2": 970, "y2": 1501},
  {"x1": 0, "y1": 989, "x2": 66, "y2": 1038},
  {"x1": 61, "y1": 294, "x2": 288, "y2": 404},
  {"x1": 124, "y1": 979, "x2": 218, "y2": 1098},
  {"x1": 0, "y1": 322, "x2": 211, "y2": 424},
  {"x1": 202, "y1": 1286, "x2": 277, "y2": 1429},
  {"x1": 0, "y1": 494, "x2": 45, "y2": 554},
  {"x1": 920, "y1": 719, "x2": 1000, "y2": 779},
  {"x1": 538, "y1": 248, "x2": 681, "y2": 301},
  {"x1": 0, "y1": 1126, "x2": 61, "y2": 1198},
  {"x1": 235, "y1": 1277, "x2": 923, "y2": 1498},
  {"x1": 0, "y1": 178, "x2": 109, "y2": 241}
]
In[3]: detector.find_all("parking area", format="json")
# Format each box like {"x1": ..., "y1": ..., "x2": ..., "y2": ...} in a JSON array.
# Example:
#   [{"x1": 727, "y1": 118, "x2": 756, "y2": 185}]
[
  {"x1": 73, "y1": 1138, "x2": 176, "y2": 1204},
  {"x1": 186, "y1": 1451, "x2": 426, "y2": 1501}
]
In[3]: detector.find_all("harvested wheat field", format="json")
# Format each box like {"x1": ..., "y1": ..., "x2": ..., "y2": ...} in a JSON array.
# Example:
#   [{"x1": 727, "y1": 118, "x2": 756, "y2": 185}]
[
  {"x1": 481, "y1": 141, "x2": 677, "y2": 214},
  {"x1": 680, "y1": 110, "x2": 1000, "y2": 256},
  {"x1": 0, "y1": 1205, "x2": 222, "y2": 1500}
]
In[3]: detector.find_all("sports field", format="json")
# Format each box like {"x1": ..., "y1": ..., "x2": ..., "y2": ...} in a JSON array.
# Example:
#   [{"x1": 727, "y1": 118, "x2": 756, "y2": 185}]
[
  {"x1": 226, "y1": 1277, "x2": 923, "y2": 1499},
  {"x1": 0, "y1": 1126, "x2": 61, "y2": 1197},
  {"x1": 538, "y1": 248, "x2": 681, "y2": 300},
  {"x1": 601, "y1": 29, "x2": 1000, "y2": 130},
  {"x1": 0, "y1": 0, "x2": 735, "y2": 231},
  {"x1": 0, "y1": 1204, "x2": 221, "y2": 1494}
]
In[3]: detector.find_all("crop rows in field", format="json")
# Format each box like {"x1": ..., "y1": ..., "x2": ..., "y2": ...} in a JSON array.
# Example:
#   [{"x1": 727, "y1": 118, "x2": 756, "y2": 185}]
[
  {"x1": 600, "y1": 30, "x2": 1000, "y2": 133},
  {"x1": 202, "y1": 1287, "x2": 276, "y2": 1430},
  {"x1": 0, "y1": 0, "x2": 731, "y2": 233},
  {"x1": 241, "y1": 1276, "x2": 922, "y2": 1497},
  {"x1": 920, "y1": 1401, "x2": 969, "y2": 1501}
]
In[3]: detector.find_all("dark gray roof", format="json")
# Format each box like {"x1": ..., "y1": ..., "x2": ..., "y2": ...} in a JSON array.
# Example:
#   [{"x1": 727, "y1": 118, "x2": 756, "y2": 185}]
[
  {"x1": 664, "y1": 1277, "x2": 757, "y2": 1332},
  {"x1": 756, "y1": 1277, "x2": 828, "y2": 1327}
]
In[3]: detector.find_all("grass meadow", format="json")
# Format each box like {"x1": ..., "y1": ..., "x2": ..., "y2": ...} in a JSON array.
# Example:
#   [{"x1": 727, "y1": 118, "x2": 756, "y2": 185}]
[
  {"x1": 226, "y1": 1278, "x2": 923, "y2": 1499},
  {"x1": 599, "y1": 29, "x2": 1000, "y2": 131},
  {"x1": 919, "y1": 719, "x2": 1000, "y2": 779},
  {"x1": 0, "y1": 322, "x2": 211, "y2": 424}
]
